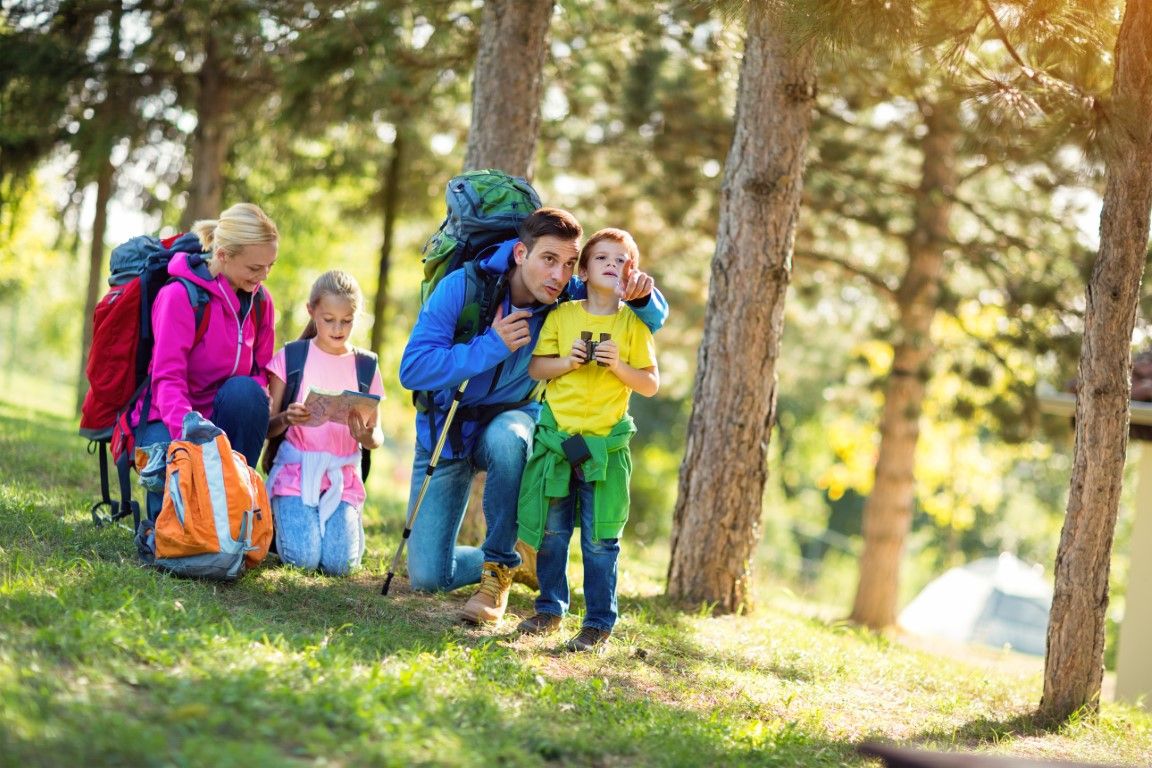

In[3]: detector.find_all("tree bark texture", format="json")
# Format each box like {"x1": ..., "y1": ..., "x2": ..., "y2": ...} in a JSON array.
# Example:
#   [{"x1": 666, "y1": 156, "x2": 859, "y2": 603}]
[
  {"x1": 849, "y1": 104, "x2": 958, "y2": 629},
  {"x1": 181, "y1": 31, "x2": 231, "y2": 229},
  {"x1": 370, "y1": 131, "x2": 405, "y2": 356},
  {"x1": 75, "y1": 157, "x2": 114, "y2": 416},
  {"x1": 1041, "y1": 0, "x2": 1152, "y2": 722},
  {"x1": 665, "y1": 4, "x2": 815, "y2": 614},
  {"x1": 462, "y1": 0, "x2": 553, "y2": 178}
]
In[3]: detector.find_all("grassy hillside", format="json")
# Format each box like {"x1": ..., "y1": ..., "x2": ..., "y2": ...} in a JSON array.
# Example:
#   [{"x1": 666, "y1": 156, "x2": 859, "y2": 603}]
[{"x1": 1, "y1": 381, "x2": 1149, "y2": 767}]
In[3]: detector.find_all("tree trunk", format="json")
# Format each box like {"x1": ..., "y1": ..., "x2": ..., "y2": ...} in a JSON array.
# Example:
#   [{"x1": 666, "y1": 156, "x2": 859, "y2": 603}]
[
  {"x1": 849, "y1": 104, "x2": 959, "y2": 629},
  {"x1": 665, "y1": 4, "x2": 815, "y2": 614},
  {"x1": 181, "y1": 31, "x2": 231, "y2": 229},
  {"x1": 462, "y1": 0, "x2": 553, "y2": 177},
  {"x1": 1040, "y1": 0, "x2": 1152, "y2": 722},
  {"x1": 75, "y1": 156, "x2": 114, "y2": 416},
  {"x1": 370, "y1": 131, "x2": 404, "y2": 357}
]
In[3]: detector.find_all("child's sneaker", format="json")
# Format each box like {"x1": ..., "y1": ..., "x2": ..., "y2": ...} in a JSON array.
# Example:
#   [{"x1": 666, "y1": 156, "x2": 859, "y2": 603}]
[
  {"x1": 565, "y1": 626, "x2": 611, "y2": 653},
  {"x1": 517, "y1": 612, "x2": 562, "y2": 635}
]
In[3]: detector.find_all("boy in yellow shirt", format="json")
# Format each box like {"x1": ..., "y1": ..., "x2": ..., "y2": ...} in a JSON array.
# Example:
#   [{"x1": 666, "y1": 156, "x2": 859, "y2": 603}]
[{"x1": 516, "y1": 228, "x2": 659, "y2": 653}]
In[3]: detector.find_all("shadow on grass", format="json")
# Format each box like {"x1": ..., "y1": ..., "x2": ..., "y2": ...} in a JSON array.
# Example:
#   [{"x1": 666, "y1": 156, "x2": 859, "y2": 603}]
[
  {"x1": 3, "y1": 486, "x2": 828, "y2": 689},
  {"x1": 2, "y1": 504, "x2": 877, "y2": 767},
  {"x1": 907, "y1": 710, "x2": 1055, "y2": 749},
  {"x1": 0, "y1": 621, "x2": 881, "y2": 768}
]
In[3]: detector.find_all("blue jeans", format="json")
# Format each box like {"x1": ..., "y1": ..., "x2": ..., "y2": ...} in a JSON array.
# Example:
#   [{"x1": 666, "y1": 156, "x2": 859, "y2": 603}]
[
  {"x1": 534, "y1": 475, "x2": 620, "y2": 632},
  {"x1": 405, "y1": 409, "x2": 534, "y2": 592},
  {"x1": 137, "y1": 375, "x2": 270, "y2": 520},
  {"x1": 272, "y1": 495, "x2": 363, "y2": 576}
]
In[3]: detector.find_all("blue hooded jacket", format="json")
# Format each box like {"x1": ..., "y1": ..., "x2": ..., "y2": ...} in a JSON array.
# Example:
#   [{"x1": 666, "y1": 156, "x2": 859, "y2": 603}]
[{"x1": 399, "y1": 239, "x2": 668, "y2": 459}]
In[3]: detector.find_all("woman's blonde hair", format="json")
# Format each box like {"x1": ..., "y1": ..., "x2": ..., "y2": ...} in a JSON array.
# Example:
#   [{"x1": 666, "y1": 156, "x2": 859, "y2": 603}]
[
  {"x1": 191, "y1": 202, "x2": 279, "y2": 258},
  {"x1": 300, "y1": 270, "x2": 364, "y2": 340}
]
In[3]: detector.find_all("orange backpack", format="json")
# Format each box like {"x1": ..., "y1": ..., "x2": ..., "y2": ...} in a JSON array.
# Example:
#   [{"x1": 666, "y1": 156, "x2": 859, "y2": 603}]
[{"x1": 138, "y1": 413, "x2": 272, "y2": 579}]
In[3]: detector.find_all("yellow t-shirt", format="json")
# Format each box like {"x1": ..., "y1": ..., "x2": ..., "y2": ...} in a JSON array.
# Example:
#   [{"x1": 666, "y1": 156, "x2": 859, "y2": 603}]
[{"x1": 533, "y1": 301, "x2": 656, "y2": 436}]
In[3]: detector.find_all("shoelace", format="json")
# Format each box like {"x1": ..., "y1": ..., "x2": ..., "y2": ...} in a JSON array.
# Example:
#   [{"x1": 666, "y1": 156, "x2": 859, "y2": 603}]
[{"x1": 478, "y1": 568, "x2": 506, "y2": 598}]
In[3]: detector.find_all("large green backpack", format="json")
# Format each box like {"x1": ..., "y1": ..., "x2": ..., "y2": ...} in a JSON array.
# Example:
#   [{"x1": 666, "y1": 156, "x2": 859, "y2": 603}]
[
  {"x1": 412, "y1": 170, "x2": 542, "y2": 423},
  {"x1": 420, "y1": 169, "x2": 542, "y2": 306}
]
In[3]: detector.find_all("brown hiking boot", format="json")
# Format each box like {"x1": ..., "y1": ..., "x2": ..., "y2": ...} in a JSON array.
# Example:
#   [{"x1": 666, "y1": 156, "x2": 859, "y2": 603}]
[
  {"x1": 461, "y1": 562, "x2": 513, "y2": 624},
  {"x1": 517, "y1": 612, "x2": 562, "y2": 636},
  {"x1": 512, "y1": 540, "x2": 539, "y2": 590},
  {"x1": 565, "y1": 626, "x2": 611, "y2": 653}
]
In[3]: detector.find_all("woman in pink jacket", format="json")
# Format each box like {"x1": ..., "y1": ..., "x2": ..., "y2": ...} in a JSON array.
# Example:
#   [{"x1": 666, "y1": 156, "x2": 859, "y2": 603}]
[{"x1": 134, "y1": 202, "x2": 279, "y2": 520}]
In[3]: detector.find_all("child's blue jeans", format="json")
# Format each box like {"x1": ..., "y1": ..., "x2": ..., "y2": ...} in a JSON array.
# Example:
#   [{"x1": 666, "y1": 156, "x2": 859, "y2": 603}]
[
  {"x1": 272, "y1": 495, "x2": 364, "y2": 576},
  {"x1": 533, "y1": 474, "x2": 620, "y2": 632},
  {"x1": 136, "y1": 375, "x2": 270, "y2": 520}
]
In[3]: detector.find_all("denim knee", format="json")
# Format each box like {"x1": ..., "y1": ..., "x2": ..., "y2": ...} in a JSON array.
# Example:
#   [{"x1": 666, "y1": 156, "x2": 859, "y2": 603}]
[
  {"x1": 215, "y1": 374, "x2": 268, "y2": 404},
  {"x1": 273, "y1": 496, "x2": 322, "y2": 571},
  {"x1": 407, "y1": 555, "x2": 452, "y2": 592},
  {"x1": 585, "y1": 537, "x2": 619, "y2": 555},
  {"x1": 478, "y1": 411, "x2": 534, "y2": 470},
  {"x1": 212, "y1": 376, "x2": 270, "y2": 468}
]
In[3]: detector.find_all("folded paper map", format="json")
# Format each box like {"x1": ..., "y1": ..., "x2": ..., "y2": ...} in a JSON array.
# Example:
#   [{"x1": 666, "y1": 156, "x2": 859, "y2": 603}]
[{"x1": 301, "y1": 387, "x2": 381, "y2": 428}]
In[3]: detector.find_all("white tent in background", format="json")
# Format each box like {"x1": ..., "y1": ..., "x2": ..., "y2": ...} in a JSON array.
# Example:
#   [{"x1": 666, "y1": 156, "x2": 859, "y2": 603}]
[{"x1": 897, "y1": 552, "x2": 1053, "y2": 656}]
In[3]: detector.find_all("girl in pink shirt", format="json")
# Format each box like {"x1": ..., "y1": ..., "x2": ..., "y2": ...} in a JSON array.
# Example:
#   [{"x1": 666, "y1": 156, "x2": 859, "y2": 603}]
[{"x1": 265, "y1": 271, "x2": 384, "y2": 575}]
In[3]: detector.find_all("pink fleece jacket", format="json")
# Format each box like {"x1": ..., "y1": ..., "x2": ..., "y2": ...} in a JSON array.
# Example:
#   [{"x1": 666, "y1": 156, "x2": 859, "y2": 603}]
[{"x1": 144, "y1": 252, "x2": 277, "y2": 439}]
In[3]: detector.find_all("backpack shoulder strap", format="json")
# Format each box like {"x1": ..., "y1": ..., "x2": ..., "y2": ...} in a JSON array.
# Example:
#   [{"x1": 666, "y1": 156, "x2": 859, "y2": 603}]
[
  {"x1": 350, "y1": 346, "x2": 379, "y2": 481},
  {"x1": 282, "y1": 339, "x2": 310, "y2": 406},
  {"x1": 261, "y1": 338, "x2": 309, "y2": 475},
  {"x1": 352, "y1": 348, "x2": 378, "y2": 394},
  {"x1": 176, "y1": 278, "x2": 212, "y2": 345},
  {"x1": 453, "y1": 262, "x2": 508, "y2": 344}
]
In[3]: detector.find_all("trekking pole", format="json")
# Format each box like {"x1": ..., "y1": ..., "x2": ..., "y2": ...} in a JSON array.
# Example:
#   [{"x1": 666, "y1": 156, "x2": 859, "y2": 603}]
[
  {"x1": 381, "y1": 380, "x2": 467, "y2": 595},
  {"x1": 381, "y1": 273, "x2": 507, "y2": 596}
]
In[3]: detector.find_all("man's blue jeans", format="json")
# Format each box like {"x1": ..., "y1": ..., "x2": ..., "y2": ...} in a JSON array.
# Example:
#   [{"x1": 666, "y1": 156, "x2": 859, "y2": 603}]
[
  {"x1": 405, "y1": 409, "x2": 533, "y2": 592},
  {"x1": 533, "y1": 474, "x2": 620, "y2": 632},
  {"x1": 136, "y1": 375, "x2": 270, "y2": 520}
]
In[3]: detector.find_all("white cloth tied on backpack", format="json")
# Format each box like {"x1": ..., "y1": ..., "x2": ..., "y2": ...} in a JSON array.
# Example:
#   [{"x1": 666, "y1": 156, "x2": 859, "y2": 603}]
[{"x1": 266, "y1": 441, "x2": 360, "y2": 536}]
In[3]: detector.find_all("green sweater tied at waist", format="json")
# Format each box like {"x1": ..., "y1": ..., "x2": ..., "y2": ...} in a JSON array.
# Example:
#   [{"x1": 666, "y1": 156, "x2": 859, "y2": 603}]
[{"x1": 517, "y1": 403, "x2": 636, "y2": 549}]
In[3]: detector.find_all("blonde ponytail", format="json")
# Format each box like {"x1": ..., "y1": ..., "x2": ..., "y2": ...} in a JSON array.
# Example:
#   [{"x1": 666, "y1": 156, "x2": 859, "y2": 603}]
[{"x1": 193, "y1": 203, "x2": 279, "y2": 259}]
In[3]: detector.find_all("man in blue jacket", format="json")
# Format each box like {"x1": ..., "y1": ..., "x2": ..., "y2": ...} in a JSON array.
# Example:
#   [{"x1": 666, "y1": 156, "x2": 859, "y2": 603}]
[{"x1": 399, "y1": 207, "x2": 668, "y2": 623}]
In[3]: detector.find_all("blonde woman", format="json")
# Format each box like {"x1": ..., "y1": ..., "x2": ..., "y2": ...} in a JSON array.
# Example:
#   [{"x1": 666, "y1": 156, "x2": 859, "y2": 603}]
[{"x1": 134, "y1": 203, "x2": 279, "y2": 521}]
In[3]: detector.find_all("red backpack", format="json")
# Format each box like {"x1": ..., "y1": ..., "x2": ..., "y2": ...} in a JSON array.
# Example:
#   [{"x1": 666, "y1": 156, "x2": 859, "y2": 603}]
[
  {"x1": 79, "y1": 232, "x2": 211, "y2": 440},
  {"x1": 79, "y1": 232, "x2": 211, "y2": 528}
]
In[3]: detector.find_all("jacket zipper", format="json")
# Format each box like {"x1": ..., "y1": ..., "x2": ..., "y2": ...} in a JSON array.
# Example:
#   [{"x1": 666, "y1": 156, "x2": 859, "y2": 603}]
[{"x1": 214, "y1": 282, "x2": 250, "y2": 376}]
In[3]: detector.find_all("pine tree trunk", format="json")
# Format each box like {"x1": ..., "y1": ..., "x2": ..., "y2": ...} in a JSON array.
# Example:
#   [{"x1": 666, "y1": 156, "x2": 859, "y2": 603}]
[
  {"x1": 850, "y1": 105, "x2": 958, "y2": 629},
  {"x1": 181, "y1": 31, "x2": 231, "y2": 229},
  {"x1": 665, "y1": 4, "x2": 815, "y2": 613},
  {"x1": 462, "y1": 0, "x2": 553, "y2": 177},
  {"x1": 1040, "y1": 0, "x2": 1152, "y2": 722},
  {"x1": 370, "y1": 131, "x2": 405, "y2": 356},
  {"x1": 75, "y1": 156, "x2": 114, "y2": 416}
]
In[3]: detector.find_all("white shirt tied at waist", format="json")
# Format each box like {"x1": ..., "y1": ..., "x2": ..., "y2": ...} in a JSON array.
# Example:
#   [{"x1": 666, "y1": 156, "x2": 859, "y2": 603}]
[{"x1": 267, "y1": 441, "x2": 360, "y2": 537}]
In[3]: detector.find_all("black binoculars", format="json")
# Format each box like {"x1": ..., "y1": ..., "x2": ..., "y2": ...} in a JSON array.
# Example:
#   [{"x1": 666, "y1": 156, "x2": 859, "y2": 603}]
[{"x1": 580, "y1": 331, "x2": 611, "y2": 366}]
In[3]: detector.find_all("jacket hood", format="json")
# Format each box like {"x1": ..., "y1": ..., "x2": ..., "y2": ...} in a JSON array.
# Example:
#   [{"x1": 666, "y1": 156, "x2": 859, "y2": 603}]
[
  {"x1": 167, "y1": 251, "x2": 219, "y2": 291},
  {"x1": 477, "y1": 238, "x2": 518, "y2": 277}
]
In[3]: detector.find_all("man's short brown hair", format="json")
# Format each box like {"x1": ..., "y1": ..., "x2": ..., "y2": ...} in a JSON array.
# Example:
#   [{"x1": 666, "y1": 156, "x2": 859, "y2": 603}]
[{"x1": 518, "y1": 207, "x2": 582, "y2": 253}]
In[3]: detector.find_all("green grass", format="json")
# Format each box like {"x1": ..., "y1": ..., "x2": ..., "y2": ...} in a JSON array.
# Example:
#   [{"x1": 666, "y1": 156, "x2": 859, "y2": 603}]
[{"x1": 2, "y1": 386, "x2": 1151, "y2": 767}]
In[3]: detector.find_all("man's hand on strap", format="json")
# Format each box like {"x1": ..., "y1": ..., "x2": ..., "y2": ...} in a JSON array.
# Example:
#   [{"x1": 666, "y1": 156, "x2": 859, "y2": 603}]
[{"x1": 492, "y1": 304, "x2": 533, "y2": 352}]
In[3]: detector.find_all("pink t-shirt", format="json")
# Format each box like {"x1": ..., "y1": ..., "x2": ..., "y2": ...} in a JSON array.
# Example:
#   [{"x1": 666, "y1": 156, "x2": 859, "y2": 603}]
[{"x1": 266, "y1": 340, "x2": 385, "y2": 504}]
